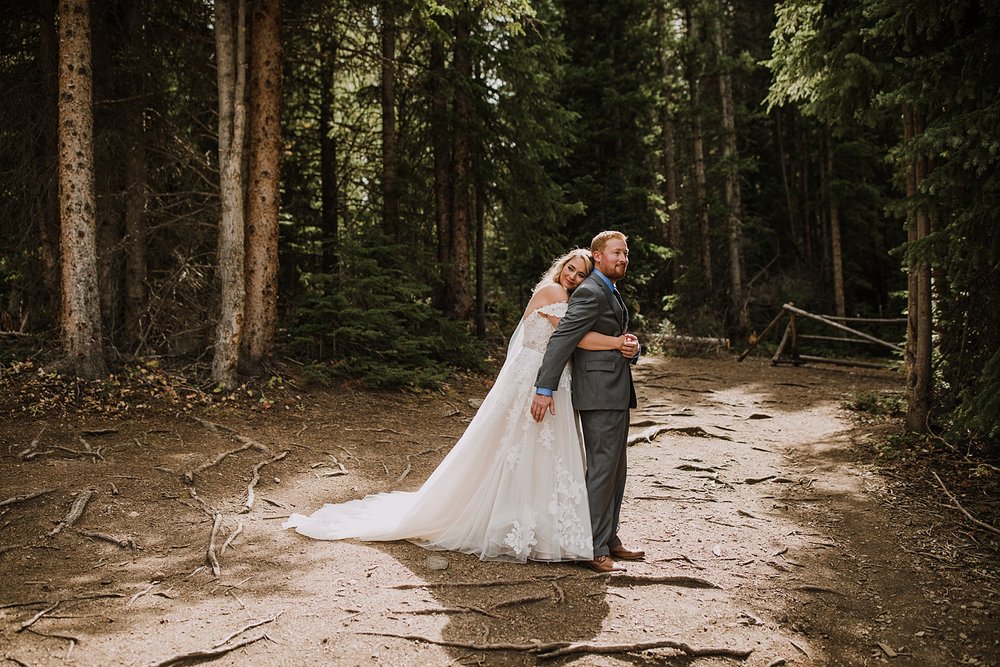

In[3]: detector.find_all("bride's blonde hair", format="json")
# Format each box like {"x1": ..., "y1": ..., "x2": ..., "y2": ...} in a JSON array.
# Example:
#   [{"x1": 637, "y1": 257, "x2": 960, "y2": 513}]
[{"x1": 533, "y1": 248, "x2": 593, "y2": 292}]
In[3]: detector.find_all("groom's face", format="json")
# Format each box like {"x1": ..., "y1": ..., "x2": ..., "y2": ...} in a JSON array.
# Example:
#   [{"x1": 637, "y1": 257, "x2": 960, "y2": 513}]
[{"x1": 595, "y1": 239, "x2": 629, "y2": 281}]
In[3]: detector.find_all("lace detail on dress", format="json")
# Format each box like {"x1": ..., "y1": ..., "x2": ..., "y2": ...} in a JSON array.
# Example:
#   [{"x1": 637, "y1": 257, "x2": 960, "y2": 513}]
[
  {"x1": 549, "y1": 457, "x2": 591, "y2": 552},
  {"x1": 522, "y1": 301, "x2": 568, "y2": 353},
  {"x1": 502, "y1": 517, "x2": 537, "y2": 556}
]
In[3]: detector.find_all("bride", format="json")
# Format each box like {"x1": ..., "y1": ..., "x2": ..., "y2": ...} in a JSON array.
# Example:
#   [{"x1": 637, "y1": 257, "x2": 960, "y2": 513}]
[{"x1": 284, "y1": 249, "x2": 633, "y2": 563}]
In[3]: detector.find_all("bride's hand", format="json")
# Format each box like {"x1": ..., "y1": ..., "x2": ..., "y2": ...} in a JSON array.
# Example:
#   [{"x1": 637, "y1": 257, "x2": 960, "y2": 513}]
[{"x1": 620, "y1": 333, "x2": 639, "y2": 358}]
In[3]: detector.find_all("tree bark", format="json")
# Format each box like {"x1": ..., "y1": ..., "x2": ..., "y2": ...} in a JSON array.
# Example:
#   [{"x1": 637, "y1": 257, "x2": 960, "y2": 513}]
[
  {"x1": 826, "y1": 136, "x2": 846, "y2": 318},
  {"x1": 319, "y1": 42, "x2": 339, "y2": 274},
  {"x1": 380, "y1": 0, "x2": 399, "y2": 241},
  {"x1": 242, "y1": 0, "x2": 282, "y2": 373},
  {"x1": 713, "y1": 11, "x2": 746, "y2": 334},
  {"x1": 685, "y1": 8, "x2": 711, "y2": 289},
  {"x1": 34, "y1": 0, "x2": 61, "y2": 330},
  {"x1": 656, "y1": 2, "x2": 681, "y2": 288},
  {"x1": 430, "y1": 32, "x2": 451, "y2": 297},
  {"x1": 212, "y1": 0, "x2": 248, "y2": 388},
  {"x1": 903, "y1": 105, "x2": 932, "y2": 432},
  {"x1": 57, "y1": 0, "x2": 106, "y2": 378},
  {"x1": 447, "y1": 7, "x2": 473, "y2": 320},
  {"x1": 122, "y1": 0, "x2": 148, "y2": 351}
]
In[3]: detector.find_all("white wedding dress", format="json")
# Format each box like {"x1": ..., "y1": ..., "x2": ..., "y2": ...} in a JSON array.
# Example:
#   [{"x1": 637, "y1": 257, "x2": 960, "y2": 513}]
[{"x1": 284, "y1": 301, "x2": 594, "y2": 562}]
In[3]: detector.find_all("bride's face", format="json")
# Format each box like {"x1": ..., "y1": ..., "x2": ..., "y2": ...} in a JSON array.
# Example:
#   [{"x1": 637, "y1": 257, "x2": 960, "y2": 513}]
[{"x1": 559, "y1": 258, "x2": 590, "y2": 290}]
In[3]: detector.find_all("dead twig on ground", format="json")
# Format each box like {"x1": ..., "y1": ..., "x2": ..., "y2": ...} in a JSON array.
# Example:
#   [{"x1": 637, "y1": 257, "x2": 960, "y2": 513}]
[
  {"x1": 47, "y1": 491, "x2": 93, "y2": 537},
  {"x1": 127, "y1": 582, "x2": 158, "y2": 606},
  {"x1": 932, "y1": 471, "x2": 1000, "y2": 537},
  {"x1": 52, "y1": 445, "x2": 105, "y2": 461},
  {"x1": 492, "y1": 594, "x2": 551, "y2": 608},
  {"x1": 391, "y1": 605, "x2": 502, "y2": 619}
]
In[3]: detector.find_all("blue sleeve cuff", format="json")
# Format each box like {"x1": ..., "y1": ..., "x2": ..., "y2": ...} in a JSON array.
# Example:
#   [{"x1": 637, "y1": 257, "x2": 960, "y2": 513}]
[{"x1": 535, "y1": 387, "x2": 554, "y2": 396}]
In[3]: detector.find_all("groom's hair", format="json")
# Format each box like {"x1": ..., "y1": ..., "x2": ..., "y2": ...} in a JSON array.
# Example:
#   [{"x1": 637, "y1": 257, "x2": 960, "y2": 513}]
[{"x1": 590, "y1": 230, "x2": 627, "y2": 254}]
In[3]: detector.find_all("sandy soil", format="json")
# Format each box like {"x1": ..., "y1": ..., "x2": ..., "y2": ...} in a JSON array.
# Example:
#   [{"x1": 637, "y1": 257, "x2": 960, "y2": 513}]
[{"x1": 0, "y1": 355, "x2": 996, "y2": 666}]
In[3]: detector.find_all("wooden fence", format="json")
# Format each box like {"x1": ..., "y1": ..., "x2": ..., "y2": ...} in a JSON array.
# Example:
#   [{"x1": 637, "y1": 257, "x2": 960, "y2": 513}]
[{"x1": 738, "y1": 303, "x2": 905, "y2": 369}]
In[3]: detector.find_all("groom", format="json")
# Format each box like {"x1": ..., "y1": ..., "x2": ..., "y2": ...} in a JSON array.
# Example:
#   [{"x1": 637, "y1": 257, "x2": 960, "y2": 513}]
[{"x1": 531, "y1": 230, "x2": 643, "y2": 572}]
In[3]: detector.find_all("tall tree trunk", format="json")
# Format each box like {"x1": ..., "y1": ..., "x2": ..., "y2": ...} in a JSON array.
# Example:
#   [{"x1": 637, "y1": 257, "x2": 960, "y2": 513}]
[
  {"x1": 57, "y1": 0, "x2": 106, "y2": 378},
  {"x1": 686, "y1": 8, "x2": 711, "y2": 289},
  {"x1": 656, "y1": 1, "x2": 681, "y2": 288},
  {"x1": 380, "y1": 0, "x2": 399, "y2": 241},
  {"x1": 473, "y1": 142, "x2": 486, "y2": 338},
  {"x1": 212, "y1": 0, "x2": 248, "y2": 388},
  {"x1": 34, "y1": 0, "x2": 61, "y2": 330},
  {"x1": 447, "y1": 7, "x2": 473, "y2": 320},
  {"x1": 122, "y1": 0, "x2": 148, "y2": 351},
  {"x1": 430, "y1": 33, "x2": 451, "y2": 297},
  {"x1": 243, "y1": 0, "x2": 282, "y2": 373},
  {"x1": 714, "y1": 11, "x2": 746, "y2": 334},
  {"x1": 903, "y1": 105, "x2": 932, "y2": 433},
  {"x1": 826, "y1": 135, "x2": 846, "y2": 317},
  {"x1": 774, "y1": 110, "x2": 802, "y2": 266},
  {"x1": 319, "y1": 44, "x2": 338, "y2": 274}
]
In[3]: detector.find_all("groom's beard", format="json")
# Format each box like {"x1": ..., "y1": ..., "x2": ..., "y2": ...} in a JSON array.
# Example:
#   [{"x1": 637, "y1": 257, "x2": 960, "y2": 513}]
[{"x1": 602, "y1": 262, "x2": 628, "y2": 281}]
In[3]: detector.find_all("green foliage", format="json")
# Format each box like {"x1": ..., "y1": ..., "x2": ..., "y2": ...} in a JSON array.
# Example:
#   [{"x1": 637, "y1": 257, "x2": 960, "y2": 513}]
[{"x1": 288, "y1": 234, "x2": 483, "y2": 389}]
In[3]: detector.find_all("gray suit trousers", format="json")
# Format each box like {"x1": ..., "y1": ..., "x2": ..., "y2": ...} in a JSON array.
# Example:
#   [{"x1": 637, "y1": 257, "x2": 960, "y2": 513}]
[{"x1": 579, "y1": 409, "x2": 629, "y2": 557}]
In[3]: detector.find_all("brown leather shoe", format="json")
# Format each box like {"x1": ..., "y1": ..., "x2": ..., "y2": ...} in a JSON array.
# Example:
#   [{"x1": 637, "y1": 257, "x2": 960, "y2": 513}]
[
  {"x1": 609, "y1": 545, "x2": 645, "y2": 560},
  {"x1": 582, "y1": 555, "x2": 619, "y2": 573}
]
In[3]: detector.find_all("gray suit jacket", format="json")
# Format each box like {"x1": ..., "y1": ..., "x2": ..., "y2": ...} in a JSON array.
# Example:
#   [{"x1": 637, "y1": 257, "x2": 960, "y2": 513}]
[{"x1": 535, "y1": 272, "x2": 637, "y2": 411}]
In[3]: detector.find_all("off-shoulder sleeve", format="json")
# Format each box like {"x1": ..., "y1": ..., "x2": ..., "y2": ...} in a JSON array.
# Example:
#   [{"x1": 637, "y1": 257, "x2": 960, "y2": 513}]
[{"x1": 534, "y1": 301, "x2": 568, "y2": 318}]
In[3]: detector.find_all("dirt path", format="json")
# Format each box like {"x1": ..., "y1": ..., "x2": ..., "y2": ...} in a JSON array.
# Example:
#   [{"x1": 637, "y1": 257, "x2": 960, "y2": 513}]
[{"x1": 0, "y1": 356, "x2": 996, "y2": 666}]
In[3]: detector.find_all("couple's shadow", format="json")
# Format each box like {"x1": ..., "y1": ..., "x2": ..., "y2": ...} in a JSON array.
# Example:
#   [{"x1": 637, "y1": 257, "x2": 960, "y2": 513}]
[{"x1": 370, "y1": 540, "x2": 615, "y2": 663}]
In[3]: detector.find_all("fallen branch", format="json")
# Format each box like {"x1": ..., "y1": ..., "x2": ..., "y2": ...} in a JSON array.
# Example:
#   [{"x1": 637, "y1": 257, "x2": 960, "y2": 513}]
[
  {"x1": 396, "y1": 457, "x2": 413, "y2": 483},
  {"x1": 241, "y1": 450, "x2": 289, "y2": 513},
  {"x1": 627, "y1": 426, "x2": 673, "y2": 446},
  {"x1": 147, "y1": 633, "x2": 267, "y2": 667},
  {"x1": 233, "y1": 435, "x2": 270, "y2": 454},
  {"x1": 47, "y1": 491, "x2": 93, "y2": 537},
  {"x1": 0, "y1": 488, "x2": 56, "y2": 509},
  {"x1": 932, "y1": 471, "x2": 1000, "y2": 537},
  {"x1": 17, "y1": 427, "x2": 47, "y2": 458},
  {"x1": 207, "y1": 513, "x2": 223, "y2": 577}
]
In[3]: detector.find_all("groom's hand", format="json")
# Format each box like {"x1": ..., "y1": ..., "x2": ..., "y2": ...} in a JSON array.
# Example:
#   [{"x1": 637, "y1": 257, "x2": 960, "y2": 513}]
[{"x1": 530, "y1": 394, "x2": 555, "y2": 422}]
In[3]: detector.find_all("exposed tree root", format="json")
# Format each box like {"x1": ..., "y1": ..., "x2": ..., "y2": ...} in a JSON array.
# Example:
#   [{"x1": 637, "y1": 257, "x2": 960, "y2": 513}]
[
  {"x1": 220, "y1": 522, "x2": 243, "y2": 556},
  {"x1": 587, "y1": 572, "x2": 722, "y2": 589},
  {"x1": 241, "y1": 450, "x2": 289, "y2": 513},
  {"x1": 77, "y1": 529, "x2": 137, "y2": 550},
  {"x1": 392, "y1": 575, "x2": 566, "y2": 590},
  {"x1": 16, "y1": 601, "x2": 59, "y2": 632},
  {"x1": 147, "y1": 633, "x2": 268, "y2": 667},
  {"x1": 212, "y1": 612, "x2": 282, "y2": 648},
  {"x1": 207, "y1": 513, "x2": 223, "y2": 577},
  {"x1": 358, "y1": 632, "x2": 752, "y2": 661},
  {"x1": 184, "y1": 441, "x2": 263, "y2": 485},
  {"x1": 0, "y1": 489, "x2": 55, "y2": 509},
  {"x1": 933, "y1": 471, "x2": 1000, "y2": 537}
]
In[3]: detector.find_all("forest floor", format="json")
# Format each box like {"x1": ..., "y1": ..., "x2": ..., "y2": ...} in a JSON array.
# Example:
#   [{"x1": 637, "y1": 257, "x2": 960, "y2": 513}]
[{"x1": 0, "y1": 354, "x2": 997, "y2": 667}]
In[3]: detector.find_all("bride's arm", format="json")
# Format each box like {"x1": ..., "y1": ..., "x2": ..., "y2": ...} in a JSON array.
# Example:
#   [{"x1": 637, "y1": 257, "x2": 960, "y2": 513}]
[{"x1": 577, "y1": 330, "x2": 626, "y2": 351}]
